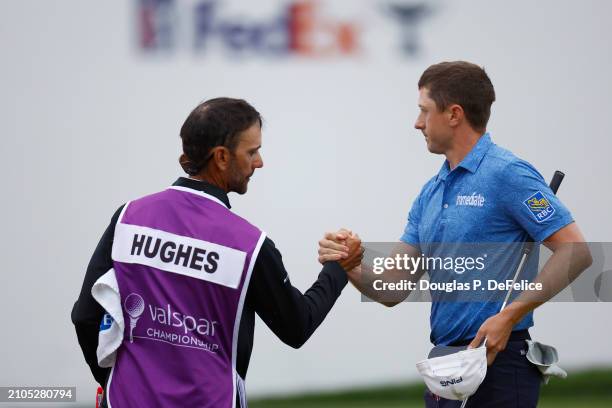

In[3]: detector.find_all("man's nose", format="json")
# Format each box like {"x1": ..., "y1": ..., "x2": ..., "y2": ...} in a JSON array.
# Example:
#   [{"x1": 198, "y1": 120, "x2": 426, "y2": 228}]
[{"x1": 254, "y1": 154, "x2": 263, "y2": 169}]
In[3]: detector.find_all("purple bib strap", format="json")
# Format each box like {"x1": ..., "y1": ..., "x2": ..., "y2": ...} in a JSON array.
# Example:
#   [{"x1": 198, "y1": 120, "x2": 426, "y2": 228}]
[{"x1": 107, "y1": 187, "x2": 265, "y2": 408}]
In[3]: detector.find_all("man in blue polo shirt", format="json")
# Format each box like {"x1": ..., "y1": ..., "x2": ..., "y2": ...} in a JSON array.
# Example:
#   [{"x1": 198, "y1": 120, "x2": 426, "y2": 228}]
[
  {"x1": 401, "y1": 132, "x2": 572, "y2": 348},
  {"x1": 317, "y1": 61, "x2": 592, "y2": 407}
]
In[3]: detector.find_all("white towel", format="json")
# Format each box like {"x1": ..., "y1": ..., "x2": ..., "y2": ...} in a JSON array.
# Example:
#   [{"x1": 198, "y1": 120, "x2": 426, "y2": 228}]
[{"x1": 92, "y1": 268, "x2": 124, "y2": 368}]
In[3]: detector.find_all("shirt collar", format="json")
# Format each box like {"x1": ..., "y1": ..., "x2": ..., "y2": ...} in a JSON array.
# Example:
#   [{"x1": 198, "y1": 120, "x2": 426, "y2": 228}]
[
  {"x1": 172, "y1": 177, "x2": 231, "y2": 209},
  {"x1": 437, "y1": 133, "x2": 493, "y2": 181}
]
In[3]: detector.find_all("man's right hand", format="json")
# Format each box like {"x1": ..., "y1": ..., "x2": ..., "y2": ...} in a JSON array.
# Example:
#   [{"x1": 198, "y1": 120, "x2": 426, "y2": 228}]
[
  {"x1": 318, "y1": 229, "x2": 363, "y2": 271},
  {"x1": 337, "y1": 233, "x2": 363, "y2": 272},
  {"x1": 319, "y1": 231, "x2": 423, "y2": 305}
]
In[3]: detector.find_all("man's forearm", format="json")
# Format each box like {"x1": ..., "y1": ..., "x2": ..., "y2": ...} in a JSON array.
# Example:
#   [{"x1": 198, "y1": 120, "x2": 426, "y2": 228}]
[
  {"x1": 348, "y1": 262, "x2": 425, "y2": 306},
  {"x1": 502, "y1": 241, "x2": 592, "y2": 324},
  {"x1": 347, "y1": 265, "x2": 395, "y2": 304}
]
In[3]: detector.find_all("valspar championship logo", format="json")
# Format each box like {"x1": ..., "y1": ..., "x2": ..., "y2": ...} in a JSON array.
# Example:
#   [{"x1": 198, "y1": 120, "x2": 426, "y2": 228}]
[
  {"x1": 123, "y1": 292, "x2": 220, "y2": 353},
  {"x1": 124, "y1": 293, "x2": 145, "y2": 343},
  {"x1": 135, "y1": 0, "x2": 435, "y2": 58}
]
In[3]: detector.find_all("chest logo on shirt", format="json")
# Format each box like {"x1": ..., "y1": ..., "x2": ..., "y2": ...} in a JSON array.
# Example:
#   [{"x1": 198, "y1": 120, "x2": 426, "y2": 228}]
[
  {"x1": 524, "y1": 191, "x2": 556, "y2": 223},
  {"x1": 455, "y1": 193, "x2": 485, "y2": 207}
]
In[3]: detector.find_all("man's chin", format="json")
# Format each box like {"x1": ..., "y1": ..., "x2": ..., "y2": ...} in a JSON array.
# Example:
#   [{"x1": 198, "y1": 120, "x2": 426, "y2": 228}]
[
  {"x1": 235, "y1": 183, "x2": 248, "y2": 195},
  {"x1": 426, "y1": 142, "x2": 443, "y2": 155}
]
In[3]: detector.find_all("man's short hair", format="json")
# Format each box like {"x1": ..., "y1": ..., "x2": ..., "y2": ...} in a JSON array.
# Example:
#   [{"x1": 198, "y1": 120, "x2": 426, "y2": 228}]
[
  {"x1": 180, "y1": 97, "x2": 262, "y2": 175},
  {"x1": 418, "y1": 61, "x2": 495, "y2": 132}
]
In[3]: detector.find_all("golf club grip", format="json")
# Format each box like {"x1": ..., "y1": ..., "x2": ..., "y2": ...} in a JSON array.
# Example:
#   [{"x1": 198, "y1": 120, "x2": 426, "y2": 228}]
[{"x1": 549, "y1": 170, "x2": 565, "y2": 194}]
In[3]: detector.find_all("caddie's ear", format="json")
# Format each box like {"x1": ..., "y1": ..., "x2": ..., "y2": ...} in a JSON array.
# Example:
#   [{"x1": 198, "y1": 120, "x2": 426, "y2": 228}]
[
  {"x1": 179, "y1": 154, "x2": 196, "y2": 175},
  {"x1": 447, "y1": 104, "x2": 464, "y2": 128},
  {"x1": 210, "y1": 146, "x2": 231, "y2": 171},
  {"x1": 179, "y1": 153, "x2": 200, "y2": 176}
]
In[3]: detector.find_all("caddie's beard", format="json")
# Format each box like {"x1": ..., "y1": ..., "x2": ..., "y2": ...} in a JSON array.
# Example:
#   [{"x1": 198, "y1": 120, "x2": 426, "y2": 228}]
[{"x1": 227, "y1": 161, "x2": 249, "y2": 195}]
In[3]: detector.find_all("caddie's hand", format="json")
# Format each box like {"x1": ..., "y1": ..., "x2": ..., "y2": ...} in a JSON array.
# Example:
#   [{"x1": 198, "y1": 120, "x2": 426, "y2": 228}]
[
  {"x1": 468, "y1": 312, "x2": 514, "y2": 366},
  {"x1": 338, "y1": 233, "x2": 364, "y2": 272},
  {"x1": 318, "y1": 228, "x2": 353, "y2": 264}
]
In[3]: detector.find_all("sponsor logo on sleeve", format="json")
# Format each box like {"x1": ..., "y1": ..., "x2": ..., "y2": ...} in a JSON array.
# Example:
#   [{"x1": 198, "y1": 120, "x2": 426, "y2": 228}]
[{"x1": 523, "y1": 191, "x2": 556, "y2": 223}]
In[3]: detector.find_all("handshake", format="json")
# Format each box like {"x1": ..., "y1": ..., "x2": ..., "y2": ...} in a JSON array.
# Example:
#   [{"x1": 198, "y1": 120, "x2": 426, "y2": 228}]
[
  {"x1": 317, "y1": 228, "x2": 364, "y2": 276},
  {"x1": 316, "y1": 230, "x2": 419, "y2": 304}
]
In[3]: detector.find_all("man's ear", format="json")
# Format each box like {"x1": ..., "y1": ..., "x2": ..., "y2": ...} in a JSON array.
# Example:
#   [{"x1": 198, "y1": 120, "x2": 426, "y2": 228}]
[
  {"x1": 210, "y1": 146, "x2": 231, "y2": 171},
  {"x1": 179, "y1": 154, "x2": 190, "y2": 170},
  {"x1": 179, "y1": 153, "x2": 197, "y2": 175},
  {"x1": 448, "y1": 104, "x2": 464, "y2": 128}
]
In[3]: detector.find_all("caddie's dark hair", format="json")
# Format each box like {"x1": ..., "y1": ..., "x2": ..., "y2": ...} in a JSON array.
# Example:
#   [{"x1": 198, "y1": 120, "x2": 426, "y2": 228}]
[
  {"x1": 418, "y1": 61, "x2": 495, "y2": 132},
  {"x1": 180, "y1": 97, "x2": 262, "y2": 175}
]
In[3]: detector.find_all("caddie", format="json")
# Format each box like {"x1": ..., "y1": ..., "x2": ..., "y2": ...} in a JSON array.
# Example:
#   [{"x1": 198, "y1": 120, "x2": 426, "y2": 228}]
[{"x1": 71, "y1": 97, "x2": 362, "y2": 407}]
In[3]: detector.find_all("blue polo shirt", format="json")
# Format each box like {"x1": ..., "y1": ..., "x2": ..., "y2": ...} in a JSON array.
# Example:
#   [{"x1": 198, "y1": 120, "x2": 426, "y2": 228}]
[{"x1": 400, "y1": 133, "x2": 574, "y2": 346}]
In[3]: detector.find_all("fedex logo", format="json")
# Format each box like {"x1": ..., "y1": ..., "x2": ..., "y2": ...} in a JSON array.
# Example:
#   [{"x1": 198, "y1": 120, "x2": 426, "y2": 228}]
[
  {"x1": 139, "y1": 0, "x2": 359, "y2": 56},
  {"x1": 137, "y1": 1, "x2": 434, "y2": 58}
]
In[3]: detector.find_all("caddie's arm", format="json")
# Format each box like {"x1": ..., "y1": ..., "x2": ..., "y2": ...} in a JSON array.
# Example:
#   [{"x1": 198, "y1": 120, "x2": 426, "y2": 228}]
[
  {"x1": 71, "y1": 205, "x2": 125, "y2": 386},
  {"x1": 249, "y1": 234, "x2": 362, "y2": 349}
]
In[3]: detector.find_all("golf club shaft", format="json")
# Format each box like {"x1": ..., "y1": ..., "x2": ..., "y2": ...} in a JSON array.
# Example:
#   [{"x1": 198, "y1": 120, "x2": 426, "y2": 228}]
[
  {"x1": 478, "y1": 171, "x2": 565, "y2": 405},
  {"x1": 499, "y1": 170, "x2": 565, "y2": 312}
]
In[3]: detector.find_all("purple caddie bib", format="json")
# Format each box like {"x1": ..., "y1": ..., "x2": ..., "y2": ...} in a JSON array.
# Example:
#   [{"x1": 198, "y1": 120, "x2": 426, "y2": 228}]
[{"x1": 107, "y1": 186, "x2": 265, "y2": 408}]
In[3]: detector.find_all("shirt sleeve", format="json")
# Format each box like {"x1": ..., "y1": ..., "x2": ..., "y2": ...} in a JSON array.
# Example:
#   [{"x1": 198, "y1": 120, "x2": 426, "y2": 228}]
[
  {"x1": 247, "y1": 237, "x2": 348, "y2": 349},
  {"x1": 500, "y1": 160, "x2": 574, "y2": 242},
  {"x1": 71, "y1": 205, "x2": 124, "y2": 386},
  {"x1": 400, "y1": 192, "x2": 423, "y2": 249}
]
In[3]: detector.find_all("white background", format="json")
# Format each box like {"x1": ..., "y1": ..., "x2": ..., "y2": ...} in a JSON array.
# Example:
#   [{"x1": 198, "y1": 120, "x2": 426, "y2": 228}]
[{"x1": 1, "y1": 0, "x2": 611, "y2": 402}]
